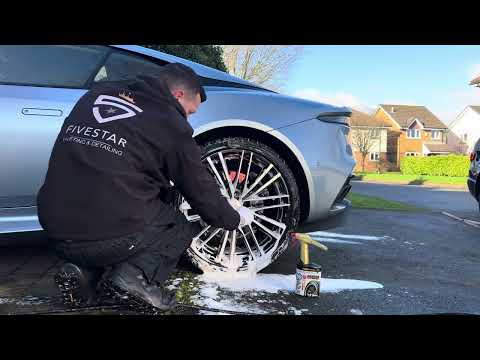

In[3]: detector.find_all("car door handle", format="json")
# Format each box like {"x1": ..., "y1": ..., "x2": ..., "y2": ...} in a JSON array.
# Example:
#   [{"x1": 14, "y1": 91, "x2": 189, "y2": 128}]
[{"x1": 22, "y1": 108, "x2": 63, "y2": 117}]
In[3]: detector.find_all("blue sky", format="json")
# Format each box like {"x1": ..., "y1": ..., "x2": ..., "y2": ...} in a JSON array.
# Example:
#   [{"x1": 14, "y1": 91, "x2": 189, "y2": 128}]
[{"x1": 285, "y1": 45, "x2": 480, "y2": 124}]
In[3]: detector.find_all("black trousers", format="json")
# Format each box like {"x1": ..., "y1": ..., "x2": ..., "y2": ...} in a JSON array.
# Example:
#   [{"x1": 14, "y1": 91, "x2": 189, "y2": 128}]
[{"x1": 52, "y1": 204, "x2": 201, "y2": 285}]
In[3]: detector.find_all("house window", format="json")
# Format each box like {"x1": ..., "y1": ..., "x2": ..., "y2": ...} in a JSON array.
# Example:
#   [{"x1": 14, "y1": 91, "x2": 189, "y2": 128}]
[
  {"x1": 431, "y1": 130, "x2": 441, "y2": 140},
  {"x1": 406, "y1": 129, "x2": 421, "y2": 138},
  {"x1": 369, "y1": 152, "x2": 380, "y2": 161},
  {"x1": 405, "y1": 152, "x2": 419, "y2": 157}
]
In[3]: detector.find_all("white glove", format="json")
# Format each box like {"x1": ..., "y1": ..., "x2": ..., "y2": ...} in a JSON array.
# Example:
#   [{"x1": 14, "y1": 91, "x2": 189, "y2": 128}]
[
  {"x1": 237, "y1": 206, "x2": 254, "y2": 227},
  {"x1": 228, "y1": 198, "x2": 242, "y2": 211}
]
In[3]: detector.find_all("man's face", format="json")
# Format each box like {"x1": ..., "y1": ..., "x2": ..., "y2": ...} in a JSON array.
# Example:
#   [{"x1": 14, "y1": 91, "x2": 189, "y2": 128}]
[{"x1": 171, "y1": 88, "x2": 202, "y2": 118}]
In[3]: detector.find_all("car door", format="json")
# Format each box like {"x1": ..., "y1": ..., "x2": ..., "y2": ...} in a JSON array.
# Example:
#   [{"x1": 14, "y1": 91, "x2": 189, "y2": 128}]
[{"x1": 0, "y1": 45, "x2": 110, "y2": 208}]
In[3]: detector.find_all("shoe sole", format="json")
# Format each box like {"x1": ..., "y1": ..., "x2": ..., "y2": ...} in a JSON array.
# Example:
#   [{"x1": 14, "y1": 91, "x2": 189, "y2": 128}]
[
  {"x1": 54, "y1": 270, "x2": 91, "y2": 307},
  {"x1": 101, "y1": 280, "x2": 174, "y2": 315}
]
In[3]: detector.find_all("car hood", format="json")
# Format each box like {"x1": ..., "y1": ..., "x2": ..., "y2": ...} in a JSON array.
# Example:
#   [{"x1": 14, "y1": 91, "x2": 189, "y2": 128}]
[{"x1": 203, "y1": 86, "x2": 352, "y2": 123}]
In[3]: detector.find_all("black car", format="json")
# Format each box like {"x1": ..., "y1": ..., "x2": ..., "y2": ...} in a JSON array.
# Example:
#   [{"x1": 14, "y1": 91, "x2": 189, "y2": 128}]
[{"x1": 468, "y1": 138, "x2": 480, "y2": 212}]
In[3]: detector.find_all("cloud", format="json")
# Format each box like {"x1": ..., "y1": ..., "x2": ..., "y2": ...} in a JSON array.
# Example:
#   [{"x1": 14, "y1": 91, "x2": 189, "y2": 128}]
[
  {"x1": 436, "y1": 87, "x2": 480, "y2": 125},
  {"x1": 291, "y1": 88, "x2": 375, "y2": 114}
]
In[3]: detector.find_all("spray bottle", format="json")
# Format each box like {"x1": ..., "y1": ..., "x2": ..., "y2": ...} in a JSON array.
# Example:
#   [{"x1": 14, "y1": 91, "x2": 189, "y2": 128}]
[{"x1": 290, "y1": 233, "x2": 328, "y2": 297}]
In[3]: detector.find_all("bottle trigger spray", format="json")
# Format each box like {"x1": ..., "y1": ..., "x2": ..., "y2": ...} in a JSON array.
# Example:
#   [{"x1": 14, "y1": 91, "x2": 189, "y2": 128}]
[{"x1": 290, "y1": 233, "x2": 328, "y2": 297}]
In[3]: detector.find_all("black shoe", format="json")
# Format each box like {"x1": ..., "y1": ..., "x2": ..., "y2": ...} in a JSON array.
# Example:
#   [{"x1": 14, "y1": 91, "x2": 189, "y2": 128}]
[
  {"x1": 101, "y1": 263, "x2": 177, "y2": 314},
  {"x1": 54, "y1": 263, "x2": 99, "y2": 307}
]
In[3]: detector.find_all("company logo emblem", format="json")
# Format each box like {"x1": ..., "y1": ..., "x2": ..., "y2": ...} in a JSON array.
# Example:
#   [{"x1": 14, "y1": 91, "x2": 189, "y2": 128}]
[
  {"x1": 93, "y1": 94, "x2": 143, "y2": 123},
  {"x1": 118, "y1": 91, "x2": 135, "y2": 104}
]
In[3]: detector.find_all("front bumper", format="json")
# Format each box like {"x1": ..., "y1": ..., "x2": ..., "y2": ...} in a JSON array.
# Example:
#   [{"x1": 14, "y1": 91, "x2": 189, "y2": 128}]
[
  {"x1": 467, "y1": 174, "x2": 477, "y2": 200},
  {"x1": 300, "y1": 198, "x2": 351, "y2": 232}
]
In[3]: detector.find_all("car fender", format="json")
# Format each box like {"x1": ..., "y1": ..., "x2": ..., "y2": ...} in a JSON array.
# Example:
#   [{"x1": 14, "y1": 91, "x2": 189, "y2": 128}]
[{"x1": 193, "y1": 119, "x2": 315, "y2": 212}]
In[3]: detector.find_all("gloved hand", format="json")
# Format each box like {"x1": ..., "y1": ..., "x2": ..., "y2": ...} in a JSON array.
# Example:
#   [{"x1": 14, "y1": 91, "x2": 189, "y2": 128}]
[
  {"x1": 237, "y1": 206, "x2": 255, "y2": 227},
  {"x1": 228, "y1": 198, "x2": 242, "y2": 211}
]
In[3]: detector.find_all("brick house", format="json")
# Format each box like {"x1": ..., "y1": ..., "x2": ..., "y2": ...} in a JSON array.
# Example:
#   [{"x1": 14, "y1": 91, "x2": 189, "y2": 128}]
[
  {"x1": 348, "y1": 109, "x2": 392, "y2": 172},
  {"x1": 373, "y1": 104, "x2": 456, "y2": 169}
]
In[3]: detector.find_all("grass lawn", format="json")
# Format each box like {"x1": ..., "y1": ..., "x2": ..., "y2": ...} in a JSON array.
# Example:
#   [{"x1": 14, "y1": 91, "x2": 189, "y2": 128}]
[
  {"x1": 354, "y1": 172, "x2": 467, "y2": 186},
  {"x1": 346, "y1": 192, "x2": 423, "y2": 211}
]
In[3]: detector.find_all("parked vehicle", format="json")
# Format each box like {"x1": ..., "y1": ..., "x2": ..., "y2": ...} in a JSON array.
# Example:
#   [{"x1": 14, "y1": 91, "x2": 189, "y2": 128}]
[
  {"x1": 0, "y1": 45, "x2": 355, "y2": 272},
  {"x1": 468, "y1": 138, "x2": 480, "y2": 212}
]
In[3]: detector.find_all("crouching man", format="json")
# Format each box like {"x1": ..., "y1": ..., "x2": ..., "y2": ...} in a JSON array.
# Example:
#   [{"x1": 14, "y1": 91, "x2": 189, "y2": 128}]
[{"x1": 37, "y1": 63, "x2": 254, "y2": 313}]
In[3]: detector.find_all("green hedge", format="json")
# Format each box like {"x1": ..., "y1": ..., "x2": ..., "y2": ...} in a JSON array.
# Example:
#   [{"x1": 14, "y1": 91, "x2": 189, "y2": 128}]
[{"x1": 400, "y1": 155, "x2": 470, "y2": 177}]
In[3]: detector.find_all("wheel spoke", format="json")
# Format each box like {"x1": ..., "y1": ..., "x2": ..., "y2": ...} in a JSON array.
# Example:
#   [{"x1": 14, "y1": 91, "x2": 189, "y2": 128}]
[
  {"x1": 248, "y1": 224, "x2": 265, "y2": 255},
  {"x1": 229, "y1": 230, "x2": 237, "y2": 266},
  {"x1": 193, "y1": 225, "x2": 211, "y2": 241},
  {"x1": 254, "y1": 213, "x2": 286, "y2": 231},
  {"x1": 218, "y1": 151, "x2": 235, "y2": 197},
  {"x1": 239, "y1": 227, "x2": 256, "y2": 260},
  {"x1": 216, "y1": 230, "x2": 230, "y2": 262},
  {"x1": 198, "y1": 228, "x2": 222, "y2": 250},
  {"x1": 232, "y1": 150, "x2": 245, "y2": 193},
  {"x1": 179, "y1": 198, "x2": 192, "y2": 212},
  {"x1": 251, "y1": 203, "x2": 290, "y2": 212},
  {"x1": 242, "y1": 163, "x2": 273, "y2": 199},
  {"x1": 185, "y1": 214, "x2": 201, "y2": 222},
  {"x1": 207, "y1": 156, "x2": 228, "y2": 196},
  {"x1": 244, "y1": 172, "x2": 281, "y2": 201},
  {"x1": 253, "y1": 219, "x2": 283, "y2": 241},
  {"x1": 242, "y1": 152, "x2": 254, "y2": 195},
  {"x1": 243, "y1": 194, "x2": 289, "y2": 202}
]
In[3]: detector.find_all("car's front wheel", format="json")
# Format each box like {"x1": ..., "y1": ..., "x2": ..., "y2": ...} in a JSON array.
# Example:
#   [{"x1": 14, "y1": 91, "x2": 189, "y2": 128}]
[{"x1": 178, "y1": 137, "x2": 300, "y2": 273}]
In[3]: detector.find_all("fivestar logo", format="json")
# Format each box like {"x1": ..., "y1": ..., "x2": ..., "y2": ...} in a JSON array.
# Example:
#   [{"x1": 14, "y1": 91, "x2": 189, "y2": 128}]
[{"x1": 92, "y1": 94, "x2": 143, "y2": 124}]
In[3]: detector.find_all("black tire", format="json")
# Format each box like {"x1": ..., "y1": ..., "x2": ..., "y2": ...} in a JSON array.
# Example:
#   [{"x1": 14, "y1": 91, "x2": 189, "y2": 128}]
[{"x1": 179, "y1": 137, "x2": 301, "y2": 273}]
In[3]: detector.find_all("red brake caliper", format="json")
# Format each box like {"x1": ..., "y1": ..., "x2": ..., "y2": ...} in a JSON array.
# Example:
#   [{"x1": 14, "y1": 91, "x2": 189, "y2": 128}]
[{"x1": 229, "y1": 171, "x2": 246, "y2": 183}]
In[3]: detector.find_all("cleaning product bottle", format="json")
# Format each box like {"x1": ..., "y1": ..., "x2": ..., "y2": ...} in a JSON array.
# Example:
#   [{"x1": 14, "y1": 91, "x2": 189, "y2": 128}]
[{"x1": 290, "y1": 233, "x2": 328, "y2": 297}]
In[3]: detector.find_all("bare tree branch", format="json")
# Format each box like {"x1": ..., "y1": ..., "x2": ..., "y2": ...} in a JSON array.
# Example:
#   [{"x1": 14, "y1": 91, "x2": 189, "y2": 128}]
[
  {"x1": 221, "y1": 45, "x2": 303, "y2": 91},
  {"x1": 351, "y1": 128, "x2": 379, "y2": 172}
]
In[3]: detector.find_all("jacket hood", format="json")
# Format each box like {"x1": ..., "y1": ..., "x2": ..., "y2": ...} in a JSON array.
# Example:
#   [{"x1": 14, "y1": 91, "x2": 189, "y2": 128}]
[
  {"x1": 129, "y1": 75, "x2": 187, "y2": 119},
  {"x1": 92, "y1": 75, "x2": 187, "y2": 119}
]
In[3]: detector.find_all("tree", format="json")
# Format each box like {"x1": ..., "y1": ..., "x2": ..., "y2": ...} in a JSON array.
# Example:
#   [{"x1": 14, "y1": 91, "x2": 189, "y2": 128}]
[
  {"x1": 221, "y1": 45, "x2": 303, "y2": 91},
  {"x1": 144, "y1": 45, "x2": 227, "y2": 72},
  {"x1": 351, "y1": 128, "x2": 379, "y2": 172}
]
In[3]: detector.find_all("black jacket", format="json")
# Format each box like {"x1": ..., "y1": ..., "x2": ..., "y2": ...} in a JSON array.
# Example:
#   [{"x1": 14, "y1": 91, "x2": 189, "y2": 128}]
[{"x1": 37, "y1": 76, "x2": 240, "y2": 241}]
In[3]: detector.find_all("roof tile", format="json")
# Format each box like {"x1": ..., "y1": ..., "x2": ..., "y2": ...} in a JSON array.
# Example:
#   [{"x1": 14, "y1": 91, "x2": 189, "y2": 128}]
[{"x1": 379, "y1": 104, "x2": 447, "y2": 129}]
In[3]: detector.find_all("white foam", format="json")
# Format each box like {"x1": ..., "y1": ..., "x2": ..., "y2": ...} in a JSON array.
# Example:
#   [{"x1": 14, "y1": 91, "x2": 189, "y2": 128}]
[
  {"x1": 0, "y1": 296, "x2": 49, "y2": 306},
  {"x1": 199, "y1": 310, "x2": 232, "y2": 315},
  {"x1": 198, "y1": 273, "x2": 383, "y2": 294},
  {"x1": 307, "y1": 237, "x2": 362, "y2": 245},
  {"x1": 308, "y1": 231, "x2": 390, "y2": 241}
]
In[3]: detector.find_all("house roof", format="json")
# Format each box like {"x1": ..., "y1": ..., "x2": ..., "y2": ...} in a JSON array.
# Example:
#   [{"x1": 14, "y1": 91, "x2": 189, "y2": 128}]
[
  {"x1": 349, "y1": 109, "x2": 390, "y2": 128},
  {"x1": 470, "y1": 106, "x2": 480, "y2": 114},
  {"x1": 378, "y1": 104, "x2": 448, "y2": 129},
  {"x1": 424, "y1": 143, "x2": 456, "y2": 153},
  {"x1": 470, "y1": 76, "x2": 480, "y2": 86}
]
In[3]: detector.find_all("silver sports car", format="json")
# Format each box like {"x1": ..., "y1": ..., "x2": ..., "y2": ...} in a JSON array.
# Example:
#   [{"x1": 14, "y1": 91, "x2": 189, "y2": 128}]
[{"x1": 0, "y1": 45, "x2": 355, "y2": 273}]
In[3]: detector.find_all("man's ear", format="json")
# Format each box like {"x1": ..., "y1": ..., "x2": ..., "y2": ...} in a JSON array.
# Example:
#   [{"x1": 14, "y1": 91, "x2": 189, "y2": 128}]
[{"x1": 171, "y1": 89, "x2": 184, "y2": 100}]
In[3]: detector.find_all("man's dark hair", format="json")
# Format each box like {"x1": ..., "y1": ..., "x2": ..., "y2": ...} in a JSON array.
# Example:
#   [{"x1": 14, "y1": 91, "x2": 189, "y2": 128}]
[{"x1": 159, "y1": 63, "x2": 207, "y2": 102}]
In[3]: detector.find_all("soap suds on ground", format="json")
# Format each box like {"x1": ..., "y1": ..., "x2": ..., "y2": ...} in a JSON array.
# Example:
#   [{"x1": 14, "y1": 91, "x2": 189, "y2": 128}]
[
  {"x1": 183, "y1": 273, "x2": 384, "y2": 314},
  {"x1": 199, "y1": 273, "x2": 383, "y2": 294}
]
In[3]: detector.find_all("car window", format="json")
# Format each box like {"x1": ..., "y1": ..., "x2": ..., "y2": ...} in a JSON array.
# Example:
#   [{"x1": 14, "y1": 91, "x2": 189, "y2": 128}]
[
  {"x1": 0, "y1": 45, "x2": 108, "y2": 88},
  {"x1": 93, "y1": 51, "x2": 165, "y2": 83}
]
